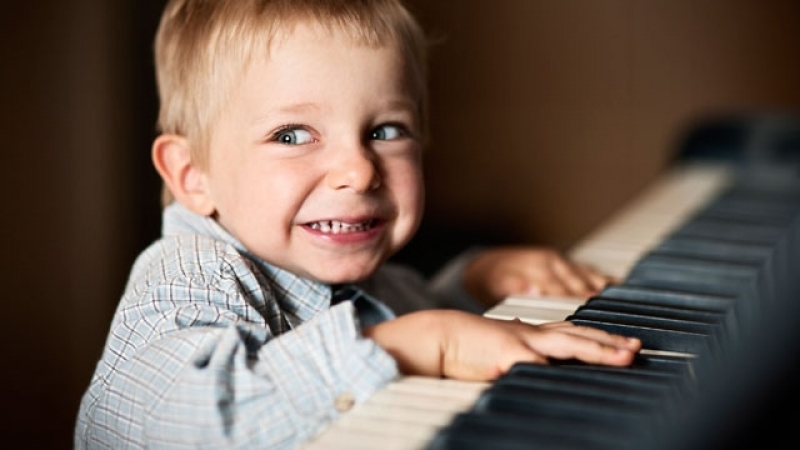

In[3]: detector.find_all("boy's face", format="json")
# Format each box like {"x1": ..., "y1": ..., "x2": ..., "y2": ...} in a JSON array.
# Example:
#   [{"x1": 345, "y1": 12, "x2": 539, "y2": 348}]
[{"x1": 202, "y1": 23, "x2": 424, "y2": 283}]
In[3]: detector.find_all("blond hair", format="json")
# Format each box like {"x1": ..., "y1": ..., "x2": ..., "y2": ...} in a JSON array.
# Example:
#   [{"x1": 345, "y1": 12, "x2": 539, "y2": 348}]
[{"x1": 154, "y1": 0, "x2": 430, "y2": 206}]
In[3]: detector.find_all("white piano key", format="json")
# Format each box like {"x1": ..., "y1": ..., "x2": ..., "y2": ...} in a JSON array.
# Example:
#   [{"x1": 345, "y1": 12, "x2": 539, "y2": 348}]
[
  {"x1": 386, "y1": 375, "x2": 489, "y2": 395},
  {"x1": 486, "y1": 295, "x2": 585, "y2": 324},
  {"x1": 302, "y1": 377, "x2": 488, "y2": 450},
  {"x1": 569, "y1": 244, "x2": 647, "y2": 278},
  {"x1": 304, "y1": 426, "x2": 429, "y2": 450},
  {"x1": 501, "y1": 295, "x2": 586, "y2": 310},
  {"x1": 484, "y1": 304, "x2": 573, "y2": 324}
]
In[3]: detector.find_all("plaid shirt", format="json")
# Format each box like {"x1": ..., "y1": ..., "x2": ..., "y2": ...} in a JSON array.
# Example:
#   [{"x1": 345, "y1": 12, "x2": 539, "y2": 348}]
[{"x1": 75, "y1": 203, "x2": 481, "y2": 449}]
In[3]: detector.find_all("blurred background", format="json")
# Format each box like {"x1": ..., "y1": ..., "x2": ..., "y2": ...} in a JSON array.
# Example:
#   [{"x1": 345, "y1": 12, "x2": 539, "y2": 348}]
[{"x1": 1, "y1": 1, "x2": 799, "y2": 448}]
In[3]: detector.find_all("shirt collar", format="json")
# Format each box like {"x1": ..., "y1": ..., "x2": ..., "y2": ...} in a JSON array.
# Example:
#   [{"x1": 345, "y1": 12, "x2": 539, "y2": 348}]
[{"x1": 162, "y1": 202, "x2": 333, "y2": 324}]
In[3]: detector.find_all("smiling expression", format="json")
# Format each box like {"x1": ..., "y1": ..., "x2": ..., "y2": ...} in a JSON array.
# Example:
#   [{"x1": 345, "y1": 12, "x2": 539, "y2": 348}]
[{"x1": 199, "y1": 22, "x2": 425, "y2": 283}]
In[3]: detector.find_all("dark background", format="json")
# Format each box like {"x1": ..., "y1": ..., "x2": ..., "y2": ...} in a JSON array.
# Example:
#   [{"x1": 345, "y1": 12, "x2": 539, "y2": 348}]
[{"x1": 1, "y1": 1, "x2": 799, "y2": 448}]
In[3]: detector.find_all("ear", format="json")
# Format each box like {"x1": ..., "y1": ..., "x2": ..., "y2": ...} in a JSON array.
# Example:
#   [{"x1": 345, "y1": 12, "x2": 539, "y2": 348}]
[{"x1": 152, "y1": 134, "x2": 216, "y2": 216}]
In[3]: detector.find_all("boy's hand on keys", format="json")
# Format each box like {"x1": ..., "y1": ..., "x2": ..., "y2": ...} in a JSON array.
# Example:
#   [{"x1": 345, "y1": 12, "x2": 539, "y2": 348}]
[
  {"x1": 463, "y1": 246, "x2": 619, "y2": 306},
  {"x1": 363, "y1": 309, "x2": 641, "y2": 381}
]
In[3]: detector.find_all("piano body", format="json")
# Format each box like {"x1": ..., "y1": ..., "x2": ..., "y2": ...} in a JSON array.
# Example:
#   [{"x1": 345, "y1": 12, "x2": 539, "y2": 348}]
[{"x1": 302, "y1": 159, "x2": 800, "y2": 450}]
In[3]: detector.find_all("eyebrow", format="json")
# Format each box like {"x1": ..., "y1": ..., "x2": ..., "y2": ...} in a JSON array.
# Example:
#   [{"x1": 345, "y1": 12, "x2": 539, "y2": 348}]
[
  {"x1": 248, "y1": 102, "x2": 321, "y2": 130},
  {"x1": 266, "y1": 102, "x2": 322, "y2": 117},
  {"x1": 382, "y1": 98, "x2": 418, "y2": 114},
  {"x1": 276, "y1": 99, "x2": 416, "y2": 114},
  {"x1": 251, "y1": 97, "x2": 418, "y2": 128}
]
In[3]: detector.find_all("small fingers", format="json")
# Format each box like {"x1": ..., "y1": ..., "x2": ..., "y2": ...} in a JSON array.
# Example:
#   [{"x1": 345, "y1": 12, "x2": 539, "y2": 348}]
[
  {"x1": 550, "y1": 258, "x2": 593, "y2": 295},
  {"x1": 550, "y1": 259, "x2": 618, "y2": 298},
  {"x1": 522, "y1": 322, "x2": 641, "y2": 366},
  {"x1": 558, "y1": 323, "x2": 642, "y2": 351},
  {"x1": 575, "y1": 261, "x2": 619, "y2": 291},
  {"x1": 497, "y1": 272, "x2": 533, "y2": 297},
  {"x1": 535, "y1": 321, "x2": 640, "y2": 351},
  {"x1": 491, "y1": 344, "x2": 551, "y2": 378}
]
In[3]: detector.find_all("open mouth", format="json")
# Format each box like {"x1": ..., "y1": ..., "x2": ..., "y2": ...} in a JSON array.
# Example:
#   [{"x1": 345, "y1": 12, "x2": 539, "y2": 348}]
[{"x1": 306, "y1": 219, "x2": 379, "y2": 234}]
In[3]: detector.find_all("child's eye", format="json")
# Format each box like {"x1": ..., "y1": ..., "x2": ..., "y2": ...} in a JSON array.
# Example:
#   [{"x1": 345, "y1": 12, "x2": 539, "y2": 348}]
[
  {"x1": 273, "y1": 127, "x2": 315, "y2": 145},
  {"x1": 370, "y1": 124, "x2": 405, "y2": 141}
]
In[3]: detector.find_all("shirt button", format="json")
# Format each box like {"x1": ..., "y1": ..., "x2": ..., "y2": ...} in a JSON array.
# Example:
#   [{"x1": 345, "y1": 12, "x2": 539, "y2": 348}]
[{"x1": 334, "y1": 392, "x2": 355, "y2": 412}]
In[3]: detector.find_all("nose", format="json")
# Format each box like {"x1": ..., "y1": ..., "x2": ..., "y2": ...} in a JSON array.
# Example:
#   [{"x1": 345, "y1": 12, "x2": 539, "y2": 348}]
[{"x1": 326, "y1": 143, "x2": 381, "y2": 193}]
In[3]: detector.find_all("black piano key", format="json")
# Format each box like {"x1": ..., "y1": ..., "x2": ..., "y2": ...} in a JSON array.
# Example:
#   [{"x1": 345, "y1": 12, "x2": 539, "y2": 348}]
[
  {"x1": 492, "y1": 373, "x2": 667, "y2": 408},
  {"x1": 570, "y1": 308, "x2": 726, "y2": 352},
  {"x1": 696, "y1": 196, "x2": 800, "y2": 225},
  {"x1": 652, "y1": 236, "x2": 774, "y2": 264},
  {"x1": 583, "y1": 297, "x2": 726, "y2": 324},
  {"x1": 552, "y1": 352, "x2": 697, "y2": 382},
  {"x1": 727, "y1": 173, "x2": 800, "y2": 199},
  {"x1": 624, "y1": 254, "x2": 767, "y2": 318},
  {"x1": 568, "y1": 316, "x2": 713, "y2": 356},
  {"x1": 596, "y1": 285, "x2": 741, "y2": 347},
  {"x1": 598, "y1": 284, "x2": 736, "y2": 312},
  {"x1": 628, "y1": 254, "x2": 764, "y2": 293},
  {"x1": 507, "y1": 361, "x2": 681, "y2": 388},
  {"x1": 472, "y1": 382, "x2": 654, "y2": 423},
  {"x1": 672, "y1": 218, "x2": 789, "y2": 245},
  {"x1": 503, "y1": 362, "x2": 683, "y2": 400},
  {"x1": 429, "y1": 411, "x2": 630, "y2": 450},
  {"x1": 582, "y1": 297, "x2": 736, "y2": 349},
  {"x1": 624, "y1": 254, "x2": 775, "y2": 341},
  {"x1": 570, "y1": 309, "x2": 721, "y2": 338},
  {"x1": 435, "y1": 355, "x2": 697, "y2": 450},
  {"x1": 649, "y1": 235, "x2": 789, "y2": 303},
  {"x1": 628, "y1": 351, "x2": 696, "y2": 376},
  {"x1": 669, "y1": 218, "x2": 796, "y2": 288},
  {"x1": 716, "y1": 182, "x2": 800, "y2": 208}
]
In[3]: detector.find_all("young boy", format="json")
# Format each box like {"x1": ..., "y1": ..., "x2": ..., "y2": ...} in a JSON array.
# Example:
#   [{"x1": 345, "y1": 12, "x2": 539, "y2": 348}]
[{"x1": 75, "y1": 0, "x2": 641, "y2": 448}]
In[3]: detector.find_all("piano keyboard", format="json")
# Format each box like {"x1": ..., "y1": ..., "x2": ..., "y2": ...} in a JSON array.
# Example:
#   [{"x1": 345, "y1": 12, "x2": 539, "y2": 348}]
[
  {"x1": 303, "y1": 161, "x2": 800, "y2": 450},
  {"x1": 485, "y1": 162, "x2": 734, "y2": 330}
]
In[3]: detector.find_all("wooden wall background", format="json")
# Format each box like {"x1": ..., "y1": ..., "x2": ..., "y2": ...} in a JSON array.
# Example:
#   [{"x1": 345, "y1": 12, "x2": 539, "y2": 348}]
[
  {"x1": 1, "y1": 1, "x2": 798, "y2": 447},
  {"x1": 405, "y1": 0, "x2": 800, "y2": 255}
]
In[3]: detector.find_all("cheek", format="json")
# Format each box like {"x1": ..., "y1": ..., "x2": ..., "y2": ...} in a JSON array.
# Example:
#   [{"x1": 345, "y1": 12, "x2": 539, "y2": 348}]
[
  {"x1": 211, "y1": 164, "x2": 296, "y2": 227},
  {"x1": 389, "y1": 159, "x2": 425, "y2": 223},
  {"x1": 238, "y1": 171, "x2": 305, "y2": 220},
  {"x1": 214, "y1": 176, "x2": 302, "y2": 254},
  {"x1": 408, "y1": 173, "x2": 425, "y2": 217}
]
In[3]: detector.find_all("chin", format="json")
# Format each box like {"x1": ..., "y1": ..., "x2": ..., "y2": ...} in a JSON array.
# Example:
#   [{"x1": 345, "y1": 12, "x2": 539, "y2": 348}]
[{"x1": 313, "y1": 261, "x2": 382, "y2": 284}]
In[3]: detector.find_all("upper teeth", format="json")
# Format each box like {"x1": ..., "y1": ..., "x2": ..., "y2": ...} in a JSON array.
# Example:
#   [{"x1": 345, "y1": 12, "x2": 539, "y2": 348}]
[{"x1": 310, "y1": 220, "x2": 372, "y2": 234}]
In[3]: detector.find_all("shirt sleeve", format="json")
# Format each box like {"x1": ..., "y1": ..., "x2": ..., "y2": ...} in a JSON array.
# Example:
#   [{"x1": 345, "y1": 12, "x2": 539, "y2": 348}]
[
  {"x1": 76, "y1": 237, "x2": 399, "y2": 450},
  {"x1": 358, "y1": 247, "x2": 487, "y2": 316},
  {"x1": 427, "y1": 247, "x2": 488, "y2": 313},
  {"x1": 81, "y1": 302, "x2": 397, "y2": 450}
]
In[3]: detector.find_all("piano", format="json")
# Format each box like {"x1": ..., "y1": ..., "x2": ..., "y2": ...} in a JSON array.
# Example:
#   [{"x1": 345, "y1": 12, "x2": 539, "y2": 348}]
[{"x1": 301, "y1": 160, "x2": 800, "y2": 450}]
